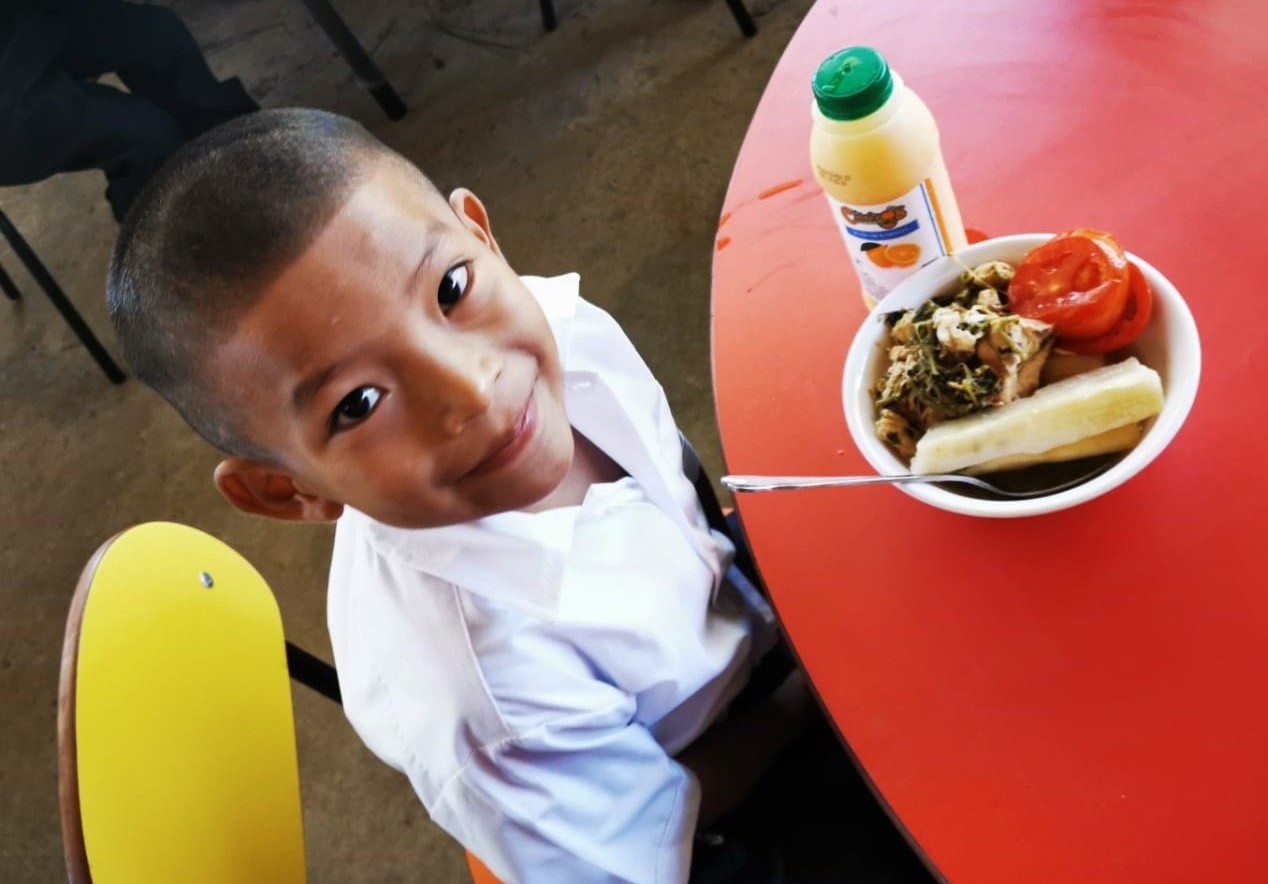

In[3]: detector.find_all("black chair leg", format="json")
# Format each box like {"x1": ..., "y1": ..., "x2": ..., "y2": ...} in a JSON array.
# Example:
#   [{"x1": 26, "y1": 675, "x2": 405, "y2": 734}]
[
  {"x1": 297, "y1": 0, "x2": 408, "y2": 121},
  {"x1": 0, "y1": 210, "x2": 126, "y2": 384},
  {"x1": 0, "y1": 260, "x2": 20, "y2": 302},
  {"x1": 285, "y1": 640, "x2": 343, "y2": 705},
  {"x1": 540, "y1": 1, "x2": 752, "y2": 37},
  {"x1": 723, "y1": 0, "x2": 757, "y2": 37}
]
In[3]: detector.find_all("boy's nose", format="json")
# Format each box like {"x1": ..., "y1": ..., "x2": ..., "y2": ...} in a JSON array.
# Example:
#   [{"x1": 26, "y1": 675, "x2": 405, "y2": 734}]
[{"x1": 419, "y1": 344, "x2": 503, "y2": 437}]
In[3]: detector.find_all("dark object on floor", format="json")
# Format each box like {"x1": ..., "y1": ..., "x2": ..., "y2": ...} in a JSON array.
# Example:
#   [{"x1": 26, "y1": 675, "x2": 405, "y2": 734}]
[
  {"x1": 539, "y1": 0, "x2": 757, "y2": 37},
  {"x1": 0, "y1": 208, "x2": 125, "y2": 384},
  {"x1": 0, "y1": 0, "x2": 261, "y2": 221}
]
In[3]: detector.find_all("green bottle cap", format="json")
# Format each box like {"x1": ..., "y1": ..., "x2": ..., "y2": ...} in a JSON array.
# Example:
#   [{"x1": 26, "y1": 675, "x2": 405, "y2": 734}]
[{"x1": 812, "y1": 46, "x2": 894, "y2": 121}]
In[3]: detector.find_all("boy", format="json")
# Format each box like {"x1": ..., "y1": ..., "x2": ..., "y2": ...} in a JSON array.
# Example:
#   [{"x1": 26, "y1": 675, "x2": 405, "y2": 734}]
[{"x1": 107, "y1": 108, "x2": 817, "y2": 883}]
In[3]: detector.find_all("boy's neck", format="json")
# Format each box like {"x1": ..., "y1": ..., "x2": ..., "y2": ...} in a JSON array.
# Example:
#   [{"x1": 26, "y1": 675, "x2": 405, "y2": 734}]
[{"x1": 523, "y1": 429, "x2": 626, "y2": 512}]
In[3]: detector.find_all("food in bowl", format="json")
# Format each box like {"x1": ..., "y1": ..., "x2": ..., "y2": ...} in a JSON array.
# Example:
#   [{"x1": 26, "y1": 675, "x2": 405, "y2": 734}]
[
  {"x1": 842, "y1": 231, "x2": 1200, "y2": 518},
  {"x1": 872, "y1": 229, "x2": 1165, "y2": 477}
]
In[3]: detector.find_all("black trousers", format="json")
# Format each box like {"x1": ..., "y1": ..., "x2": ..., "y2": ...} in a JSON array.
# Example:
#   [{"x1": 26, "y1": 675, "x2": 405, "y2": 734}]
[
  {"x1": 688, "y1": 515, "x2": 937, "y2": 884},
  {"x1": 0, "y1": 0, "x2": 258, "y2": 220}
]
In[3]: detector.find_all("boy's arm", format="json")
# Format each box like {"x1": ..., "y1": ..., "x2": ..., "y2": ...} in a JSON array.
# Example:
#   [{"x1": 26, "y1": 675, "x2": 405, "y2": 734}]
[{"x1": 676, "y1": 668, "x2": 821, "y2": 828}]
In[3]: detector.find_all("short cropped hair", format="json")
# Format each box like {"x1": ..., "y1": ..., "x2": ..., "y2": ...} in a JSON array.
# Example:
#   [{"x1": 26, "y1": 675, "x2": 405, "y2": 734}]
[{"x1": 107, "y1": 108, "x2": 394, "y2": 462}]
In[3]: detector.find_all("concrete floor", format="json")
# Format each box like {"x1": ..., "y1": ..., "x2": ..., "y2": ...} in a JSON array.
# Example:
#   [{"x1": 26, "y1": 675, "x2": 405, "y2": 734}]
[{"x1": 0, "y1": 0, "x2": 815, "y2": 880}]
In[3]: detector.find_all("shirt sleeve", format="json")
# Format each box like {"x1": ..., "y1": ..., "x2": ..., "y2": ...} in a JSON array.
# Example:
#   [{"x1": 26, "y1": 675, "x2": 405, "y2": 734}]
[{"x1": 431, "y1": 696, "x2": 700, "y2": 884}]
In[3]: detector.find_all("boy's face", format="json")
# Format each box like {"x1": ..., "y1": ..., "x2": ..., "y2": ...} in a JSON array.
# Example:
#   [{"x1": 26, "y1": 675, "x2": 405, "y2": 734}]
[{"x1": 210, "y1": 157, "x2": 574, "y2": 529}]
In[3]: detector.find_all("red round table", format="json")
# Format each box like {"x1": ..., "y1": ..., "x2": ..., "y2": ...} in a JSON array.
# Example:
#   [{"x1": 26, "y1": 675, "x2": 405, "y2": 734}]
[{"x1": 711, "y1": 2, "x2": 1268, "y2": 882}]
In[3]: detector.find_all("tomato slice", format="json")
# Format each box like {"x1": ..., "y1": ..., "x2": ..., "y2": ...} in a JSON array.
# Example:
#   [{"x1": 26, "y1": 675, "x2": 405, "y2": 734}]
[
  {"x1": 1059, "y1": 262, "x2": 1154, "y2": 355},
  {"x1": 1008, "y1": 229, "x2": 1131, "y2": 339}
]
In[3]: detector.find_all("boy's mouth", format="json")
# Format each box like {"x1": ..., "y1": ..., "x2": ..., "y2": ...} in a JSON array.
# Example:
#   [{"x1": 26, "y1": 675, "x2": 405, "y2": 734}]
[{"x1": 465, "y1": 394, "x2": 536, "y2": 479}]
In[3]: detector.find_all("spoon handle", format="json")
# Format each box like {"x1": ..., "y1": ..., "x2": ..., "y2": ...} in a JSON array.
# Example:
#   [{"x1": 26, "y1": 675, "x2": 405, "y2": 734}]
[{"x1": 721, "y1": 474, "x2": 957, "y2": 493}]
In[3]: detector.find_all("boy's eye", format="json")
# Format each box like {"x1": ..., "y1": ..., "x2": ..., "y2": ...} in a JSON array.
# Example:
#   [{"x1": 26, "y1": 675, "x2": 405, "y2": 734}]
[
  {"x1": 330, "y1": 386, "x2": 382, "y2": 433},
  {"x1": 438, "y1": 262, "x2": 470, "y2": 313}
]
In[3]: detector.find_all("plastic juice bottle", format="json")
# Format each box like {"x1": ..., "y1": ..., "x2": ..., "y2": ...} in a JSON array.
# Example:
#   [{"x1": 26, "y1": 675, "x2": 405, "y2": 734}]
[{"x1": 810, "y1": 46, "x2": 968, "y2": 309}]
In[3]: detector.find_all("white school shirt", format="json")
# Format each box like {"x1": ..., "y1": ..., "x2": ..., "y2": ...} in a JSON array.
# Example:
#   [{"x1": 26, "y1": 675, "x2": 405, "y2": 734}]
[{"x1": 327, "y1": 274, "x2": 776, "y2": 884}]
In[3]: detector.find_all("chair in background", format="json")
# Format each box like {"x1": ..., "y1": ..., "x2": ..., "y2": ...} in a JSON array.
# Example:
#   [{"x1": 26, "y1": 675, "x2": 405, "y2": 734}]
[
  {"x1": 0, "y1": 208, "x2": 125, "y2": 384},
  {"x1": 539, "y1": 0, "x2": 757, "y2": 37}
]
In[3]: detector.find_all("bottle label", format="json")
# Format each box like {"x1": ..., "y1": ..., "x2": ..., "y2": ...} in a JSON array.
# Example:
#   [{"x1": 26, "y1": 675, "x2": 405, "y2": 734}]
[{"x1": 825, "y1": 179, "x2": 957, "y2": 308}]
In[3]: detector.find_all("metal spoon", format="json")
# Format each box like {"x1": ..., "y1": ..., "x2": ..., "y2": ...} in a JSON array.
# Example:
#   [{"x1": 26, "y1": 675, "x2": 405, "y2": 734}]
[{"x1": 722, "y1": 461, "x2": 1115, "y2": 499}]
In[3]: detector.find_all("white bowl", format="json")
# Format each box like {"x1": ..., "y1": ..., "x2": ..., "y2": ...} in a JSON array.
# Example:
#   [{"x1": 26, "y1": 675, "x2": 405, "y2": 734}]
[{"x1": 841, "y1": 233, "x2": 1202, "y2": 518}]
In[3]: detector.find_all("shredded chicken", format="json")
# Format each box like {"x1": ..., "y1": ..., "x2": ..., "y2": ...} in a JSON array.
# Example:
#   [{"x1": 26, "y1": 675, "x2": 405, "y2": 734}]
[{"x1": 874, "y1": 261, "x2": 1055, "y2": 455}]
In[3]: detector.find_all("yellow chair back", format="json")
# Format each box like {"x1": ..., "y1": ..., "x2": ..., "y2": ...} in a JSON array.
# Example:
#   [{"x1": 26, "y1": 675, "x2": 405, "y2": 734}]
[{"x1": 58, "y1": 522, "x2": 307, "y2": 884}]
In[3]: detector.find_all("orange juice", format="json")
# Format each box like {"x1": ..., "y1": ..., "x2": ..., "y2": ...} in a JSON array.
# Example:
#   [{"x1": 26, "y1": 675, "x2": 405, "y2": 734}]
[{"x1": 810, "y1": 47, "x2": 967, "y2": 309}]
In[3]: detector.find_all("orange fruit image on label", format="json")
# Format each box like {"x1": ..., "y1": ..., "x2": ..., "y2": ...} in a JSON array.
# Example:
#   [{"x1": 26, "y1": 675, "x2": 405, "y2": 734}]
[
  {"x1": 862, "y1": 242, "x2": 895, "y2": 267},
  {"x1": 884, "y1": 243, "x2": 921, "y2": 267},
  {"x1": 861, "y1": 241, "x2": 921, "y2": 268}
]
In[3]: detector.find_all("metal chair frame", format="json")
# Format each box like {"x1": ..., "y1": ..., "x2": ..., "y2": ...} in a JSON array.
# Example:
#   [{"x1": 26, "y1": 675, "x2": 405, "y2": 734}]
[
  {"x1": 298, "y1": 0, "x2": 407, "y2": 120},
  {"x1": 0, "y1": 209, "x2": 126, "y2": 384},
  {"x1": 539, "y1": 0, "x2": 757, "y2": 36}
]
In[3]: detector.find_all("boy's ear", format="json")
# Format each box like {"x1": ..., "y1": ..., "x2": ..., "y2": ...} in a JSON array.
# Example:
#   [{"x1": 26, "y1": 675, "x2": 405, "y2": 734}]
[
  {"x1": 213, "y1": 458, "x2": 344, "y2": 523},
  {"x1": 448, "y1": 187, "x2": 503, "y2": 256}
]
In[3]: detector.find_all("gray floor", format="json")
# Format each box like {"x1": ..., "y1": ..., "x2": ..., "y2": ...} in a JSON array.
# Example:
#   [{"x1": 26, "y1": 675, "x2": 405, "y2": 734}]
[{"x1": 0, "y1": 0, "x2": 814, "y2": 880}]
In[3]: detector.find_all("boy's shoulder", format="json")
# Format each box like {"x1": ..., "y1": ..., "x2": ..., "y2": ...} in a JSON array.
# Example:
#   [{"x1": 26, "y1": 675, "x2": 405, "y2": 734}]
[{"x1": 325, "y1": 511, "x2": 513, "y2": 792}]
